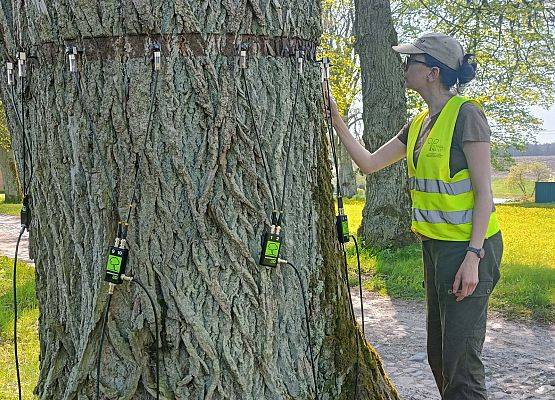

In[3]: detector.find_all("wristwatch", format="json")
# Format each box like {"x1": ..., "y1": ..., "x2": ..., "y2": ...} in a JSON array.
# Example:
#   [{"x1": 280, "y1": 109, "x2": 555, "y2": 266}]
[{"x1": 466, "y1": 246, "x2": 485, "y2": 259}]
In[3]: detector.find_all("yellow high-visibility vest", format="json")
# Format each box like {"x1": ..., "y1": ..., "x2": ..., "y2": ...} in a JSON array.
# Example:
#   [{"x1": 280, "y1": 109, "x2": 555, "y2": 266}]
[{"x1": 406, "y1": 95, "x2": 500, "y2": 241}]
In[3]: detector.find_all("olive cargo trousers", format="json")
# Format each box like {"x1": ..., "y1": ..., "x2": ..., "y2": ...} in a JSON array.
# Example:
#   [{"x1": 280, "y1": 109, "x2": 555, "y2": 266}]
[{"x1": 422, "y1": 231, "x2": 503, "y2": 400}]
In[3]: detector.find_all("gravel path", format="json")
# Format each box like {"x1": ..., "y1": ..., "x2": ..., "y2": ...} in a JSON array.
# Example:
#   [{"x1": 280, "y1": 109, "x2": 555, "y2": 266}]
[
  {"x1": 351, "y1": 291, "x2": 555, "y2": 400},
  {"x1": 1, "y1": 214, "x2": 553, "y2": 399},
  {"x1": 0, "y1": 214, "x2": 32, "y2": 264}
]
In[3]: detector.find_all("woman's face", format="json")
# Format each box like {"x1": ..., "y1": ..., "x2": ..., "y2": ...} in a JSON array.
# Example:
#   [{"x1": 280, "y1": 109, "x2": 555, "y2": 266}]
[{"x1": 402, "y1": 54, "x2": 433, "y2": 92}]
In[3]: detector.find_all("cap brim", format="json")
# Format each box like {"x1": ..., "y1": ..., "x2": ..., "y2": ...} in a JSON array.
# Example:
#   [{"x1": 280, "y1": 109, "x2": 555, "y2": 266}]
[{"x1": 392, "y1": 43, "x2": 424, "y2": 54}]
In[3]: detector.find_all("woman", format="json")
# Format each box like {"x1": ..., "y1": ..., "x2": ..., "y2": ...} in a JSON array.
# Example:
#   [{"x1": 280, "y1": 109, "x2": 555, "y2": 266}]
[{"x1": 326, "y1": 33, "x2": 503, "y2": 399}]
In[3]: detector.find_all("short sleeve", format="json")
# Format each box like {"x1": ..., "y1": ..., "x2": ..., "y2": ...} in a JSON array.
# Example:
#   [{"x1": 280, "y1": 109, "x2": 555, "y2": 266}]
[
  {"x1": 396, "y1": 120, "x2": 412, "y2": 145},
  {"x1": 455, "y1": 102, "x2": 492, "y2": 147}
]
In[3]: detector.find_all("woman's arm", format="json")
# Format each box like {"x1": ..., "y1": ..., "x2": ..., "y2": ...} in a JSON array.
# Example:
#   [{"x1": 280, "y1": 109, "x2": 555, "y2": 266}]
[
  {"x1": 451, "y1": 140, "x2": 494, "y2": 301},
  {"x1": 464, "y1": 141, "x2": 494, "y2": 250},
  {"x1": 327, "y1": 99, "x2": 406, "y2": 174}
]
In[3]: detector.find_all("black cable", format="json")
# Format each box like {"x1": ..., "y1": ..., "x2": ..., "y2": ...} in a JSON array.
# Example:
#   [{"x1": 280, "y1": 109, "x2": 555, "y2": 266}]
[
  {"x1": 130, "y1": 278, "x2": 160, "y2": 400},
  {"x1": 351, "y1": 235, "x2": 365, "y2": 336},
  {"x1": 278, "y1": 62, "x2": 302, "y2": 216},
  {"x1": 13, "y1": 226, "x2": 25, "y2": 400},
  {"x1": 241, "y1": 68, "x2": 278, "y2": 211},
  {"x1": 322, "y1": 72, "x2": 342, "y2": 198},
  {"x1": 9, "y1": 85, "x2": 23, "y2": 127},
  {"x1": 8, "y1": 64, "x2": 34, "y2": 189},
  {"x1": 340, "y1": 243, "x2": 360, "y2": 400},
  {"x1": 96, "y1": 292, "x2": 113, "y2": 400},
  {"x1": 125, "y1": 67, "x2": 160, "y2": 225},
  {"x1": 20, "y1": 75, "x2": 27, "y2": 194},
  {"x1": 321, "y1": 63, "x2": 361, "y2": 399},
  {"x1": 285, "y1": 262, "x2": 319, "y2": 400}
]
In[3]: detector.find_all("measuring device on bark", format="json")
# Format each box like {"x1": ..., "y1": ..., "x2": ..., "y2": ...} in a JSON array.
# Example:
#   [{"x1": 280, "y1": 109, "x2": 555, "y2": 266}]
[
  {"x1": 241, "y1": 43, "x2": 321, "y2": 399},
  {"x1": 320, "y1": 56, "x2": 368, "y2": 400},
  {"x1": 242, "y1": 45, "x2": 308, "y2": 272},
  {"x1": 65, "y1": 41, "x2": 162, "y2": 400},
  {"x1": 321, "y1": 58, "x2": 351, "y2": 245},
  {"x1": 240, "y1": 44, "x2": 306, "y2": 268}
]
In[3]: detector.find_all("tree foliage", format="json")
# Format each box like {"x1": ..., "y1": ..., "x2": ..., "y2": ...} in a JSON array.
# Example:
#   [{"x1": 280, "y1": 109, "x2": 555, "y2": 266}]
[
  {"x1": 393, "y1": 0, "x2": 555, "y2": 163},
  {"x1": 320, "y1": 0, "x2": 361, "y2": 126}
]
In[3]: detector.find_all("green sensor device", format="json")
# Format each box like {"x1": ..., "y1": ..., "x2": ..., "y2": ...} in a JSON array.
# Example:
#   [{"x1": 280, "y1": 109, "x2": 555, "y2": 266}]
[
  {"x1": 336, "y1": 214, "x2": 350, "y2": 243},
  {"x1": 260, "y1": 232, "x2": 282, "y2": 268},
  {"x1": 104, "y1": 246, "x2": 129, "y2": 284}
]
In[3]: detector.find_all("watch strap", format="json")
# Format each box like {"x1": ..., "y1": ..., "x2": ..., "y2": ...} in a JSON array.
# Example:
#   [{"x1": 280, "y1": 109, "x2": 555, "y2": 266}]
[{"x1": 466, "y1": 246, "x2": 484, "y2": 259}]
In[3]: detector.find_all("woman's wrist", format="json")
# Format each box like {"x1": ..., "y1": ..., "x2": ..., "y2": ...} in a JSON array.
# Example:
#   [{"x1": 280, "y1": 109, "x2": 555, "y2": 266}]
[{"x1": 331, "y1": 113, "x2": 344, "y2": 130}]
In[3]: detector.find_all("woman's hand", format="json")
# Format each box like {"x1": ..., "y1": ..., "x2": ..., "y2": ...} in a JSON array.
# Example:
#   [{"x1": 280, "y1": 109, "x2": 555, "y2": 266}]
[
  {"x1": 452, "y1": 253, "x2": 480, "y2": 302},
  {"x1": 322, "y1": 90, "x2": 340, "y2": 121}
]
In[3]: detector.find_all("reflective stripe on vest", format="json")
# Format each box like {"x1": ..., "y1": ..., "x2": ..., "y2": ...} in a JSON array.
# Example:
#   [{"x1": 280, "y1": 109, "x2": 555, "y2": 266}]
[
  {"x1": 408, "y1": 177, "x2": 473, "y2": 195},
  {"x1": 406, "y1": 96, "x2": 500, "y2": 240},
  {"x1": 412, "y1": 208, "x2": 472, "y2": 224}
]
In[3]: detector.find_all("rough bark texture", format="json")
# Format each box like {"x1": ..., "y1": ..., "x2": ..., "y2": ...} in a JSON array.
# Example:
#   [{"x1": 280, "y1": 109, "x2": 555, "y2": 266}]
[
  {"x1": 0, "y1": 147, "x2": 22, "y2": 202},
  {"x1": 353, "y1": 0, "x2": 416, "y2": 248},
  {"x1": 0, "y1": 1, "x2": 400, "y2": 399}
]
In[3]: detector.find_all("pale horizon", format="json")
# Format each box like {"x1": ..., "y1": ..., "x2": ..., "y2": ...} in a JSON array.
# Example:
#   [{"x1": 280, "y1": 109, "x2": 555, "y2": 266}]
[{"x1": 532, "y1": 105, "x2": 555, "y2": 144}]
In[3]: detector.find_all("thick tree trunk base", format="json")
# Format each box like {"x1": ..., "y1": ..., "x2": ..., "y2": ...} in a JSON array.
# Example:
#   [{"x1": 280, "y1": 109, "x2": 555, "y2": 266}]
[{"x1": 1, "y1": 1, "x2": 400, "y2": 399}]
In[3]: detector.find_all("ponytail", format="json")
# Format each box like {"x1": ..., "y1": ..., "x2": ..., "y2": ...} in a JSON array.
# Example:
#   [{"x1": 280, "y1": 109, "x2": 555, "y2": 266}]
[{"x1": 458, "y1": 54, "x2": 477, "y2": 85}]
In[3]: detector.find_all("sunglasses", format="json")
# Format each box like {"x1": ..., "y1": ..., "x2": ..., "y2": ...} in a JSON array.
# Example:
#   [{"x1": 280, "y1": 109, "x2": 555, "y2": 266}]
[{"x1": 402, "y1": 57, "x2": 429, "y2": 71}]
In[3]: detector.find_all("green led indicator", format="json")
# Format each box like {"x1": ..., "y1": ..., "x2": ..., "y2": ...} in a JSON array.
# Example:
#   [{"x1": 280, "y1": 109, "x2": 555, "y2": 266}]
[
  {"x1": 342, "y1": 220, "x2": 349, "y2": 235},
  {"x1": 106, "y1": 255, "x2": 122, "y2": 273},
  {"x1": 265, "y1": 240, "x2": 281, "y2": 257}
]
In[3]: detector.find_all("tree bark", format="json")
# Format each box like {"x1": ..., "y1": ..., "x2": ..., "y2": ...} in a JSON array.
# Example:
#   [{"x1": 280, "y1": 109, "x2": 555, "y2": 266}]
[
  {"x1": 353, "y1": 0, "x2": 416, "y2": 248},
  {"x1": 0, "y1": 1, "x2": 400, "y2": 399}
]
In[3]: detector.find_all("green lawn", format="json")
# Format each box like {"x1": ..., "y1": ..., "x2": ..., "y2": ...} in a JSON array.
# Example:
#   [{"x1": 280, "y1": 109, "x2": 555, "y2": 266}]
[
  {"x1": 0, "y1": 194, "x2": 21, "y2": 216},
  {"x1": 343, "y1": 198, "x2": 555, "y2": 323},
  {"x1": 0, "y1": 256, "x2": 39, "y2": 399}
]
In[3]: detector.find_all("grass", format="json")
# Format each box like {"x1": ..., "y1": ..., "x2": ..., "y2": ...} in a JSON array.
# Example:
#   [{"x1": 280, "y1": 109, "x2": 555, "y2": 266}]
[
  {"x1": 0, "y1": 256, "x2": 39, "y2": 399},
  {"x1": 0, "y1": 194, "x2": 21, "y2": 216},
  {"x1": 343, "y1": 198, "x2": 555, "y2": 323}
]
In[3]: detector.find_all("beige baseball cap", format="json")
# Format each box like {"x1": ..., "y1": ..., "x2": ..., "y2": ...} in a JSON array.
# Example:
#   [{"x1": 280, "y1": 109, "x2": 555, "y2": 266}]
[{"x1": 393, "y1": 33, "x2": 465, "y2": 71}]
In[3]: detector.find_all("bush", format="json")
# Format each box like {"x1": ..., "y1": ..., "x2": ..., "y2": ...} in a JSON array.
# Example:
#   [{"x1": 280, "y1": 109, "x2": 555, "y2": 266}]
[{"x1": 506, "y1": 161, "x2": 552, "y2": 197}]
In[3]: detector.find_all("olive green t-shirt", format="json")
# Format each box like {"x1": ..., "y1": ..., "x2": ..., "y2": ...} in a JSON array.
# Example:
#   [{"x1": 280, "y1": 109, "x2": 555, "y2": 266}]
[{"x1": 396, "y1": 102, "x2": 492, "y2": 177}]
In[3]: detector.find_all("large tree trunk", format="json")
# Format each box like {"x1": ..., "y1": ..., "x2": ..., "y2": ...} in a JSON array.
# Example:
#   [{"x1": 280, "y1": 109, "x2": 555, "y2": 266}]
[
  {"x1": 353, "y1": 0, "x2": 415, "y2": 248},
  {"x1": 0, "y1": 1, "x2": 400, "y2": 399},
  {"x1": 0, "y1": 147, "x2": 22, "y2": 203}
]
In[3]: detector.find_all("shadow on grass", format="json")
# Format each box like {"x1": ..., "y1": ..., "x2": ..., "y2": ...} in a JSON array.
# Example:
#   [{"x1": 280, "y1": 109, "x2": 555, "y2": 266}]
[
  {"x1": 345, "y1": 241, "x2": 554, "y2": 323},
  {"x1": 346, "y1": 242, "x2": 425, "y2": 300}
]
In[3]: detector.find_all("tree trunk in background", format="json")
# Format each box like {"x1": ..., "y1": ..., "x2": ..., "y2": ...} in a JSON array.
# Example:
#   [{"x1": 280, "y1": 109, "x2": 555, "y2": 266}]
[
  {"x1": 336, "y1": 115, "x2": 357, "y2": 197},
  {"x1": 0, "y1": 1, "x2": 399, "y2": 399},
  {"x1": 0, "y1": 147, "x2": 22, "y2": 203},
  {"x1": 353, "y1": 0, "x2": 416, "y2": 248}
]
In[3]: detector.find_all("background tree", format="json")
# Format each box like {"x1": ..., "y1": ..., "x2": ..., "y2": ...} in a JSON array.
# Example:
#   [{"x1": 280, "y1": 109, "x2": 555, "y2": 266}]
[
  {"x1": 393, "y1": 0, "x2": 555, "y2": 169},
  {"x1": 507, "y1": 161, "x2": 553, "y2": 197},
  {"x1": 354, "y1": 0, "x2": 416, "y2": 248},
  {"x1": 0, "y1": 101, "x2": 22, "y2": 203},
  {"x1": 0, "y1": 1, "x2": 400, "y2": 399},
  {"x1": 321, "y1": 0, "x2": 361, "y2": 197}
]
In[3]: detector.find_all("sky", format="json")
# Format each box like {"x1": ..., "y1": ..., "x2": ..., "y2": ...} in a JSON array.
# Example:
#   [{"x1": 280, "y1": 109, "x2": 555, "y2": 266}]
[{"x1": 531, "y1": 105, "x2": 555, "y2": 144}]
